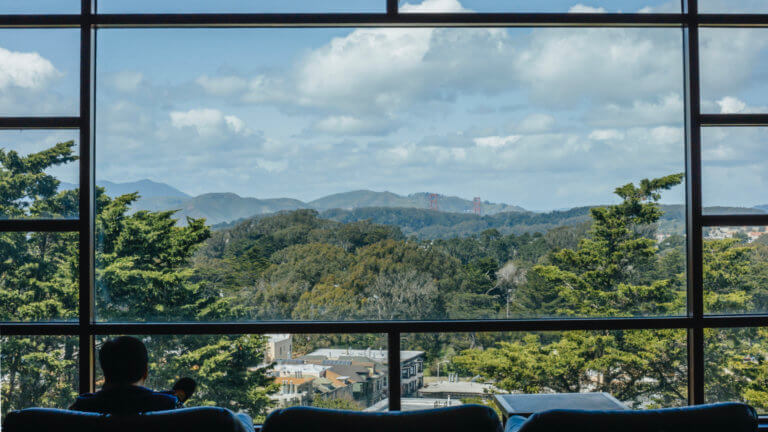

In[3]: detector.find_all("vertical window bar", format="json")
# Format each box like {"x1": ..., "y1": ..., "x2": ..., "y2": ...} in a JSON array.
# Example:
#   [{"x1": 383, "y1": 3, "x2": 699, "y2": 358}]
[
  {"x1": 387, "y1": 0, "x2": 397, "y2": 16},
  {"x1": 388, "y1": 332, "x2": 401, "y2": 411},
  {"x1": 78, "y1": 0, "x2": 95, "y2": 395},
  {"x1": 683, "y1": 0, "x2": 704, "y2": 406}
]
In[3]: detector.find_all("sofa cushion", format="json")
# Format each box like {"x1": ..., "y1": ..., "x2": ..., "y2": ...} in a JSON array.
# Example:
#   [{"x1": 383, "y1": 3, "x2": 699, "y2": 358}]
[
  {"x1": 506, "y1": 402, "x2": 757, "y2": 432},
  {"x1": 2, "y1": 406, "x2": 250, "y2": 432},
  {"x1": 262, "y1": 404, "x2": 503, "y2": 432}
]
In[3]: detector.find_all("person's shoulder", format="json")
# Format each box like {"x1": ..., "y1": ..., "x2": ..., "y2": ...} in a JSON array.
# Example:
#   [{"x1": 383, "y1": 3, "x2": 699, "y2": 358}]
[
  {"x1": 69, "y1": 392, "x2": 102, "y2": 411},
  {"x1": 142, "y1": 387, "x2": 181, "y2": 409}
]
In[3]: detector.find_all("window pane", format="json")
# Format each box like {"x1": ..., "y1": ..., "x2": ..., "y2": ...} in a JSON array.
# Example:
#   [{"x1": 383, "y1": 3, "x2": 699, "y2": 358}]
[
  {"x1": 0, "y1": 30, "x2": 79, "y2": 116},
  {"x1": 95, "y1": 333, "x2": 386, "y2": 419},
  {"x1": 96, "y1": 0, "x2": 383, "y2": 13},
  {"x1": 399, "y1": 0, "x2": 680, "y2": 13},
  {"x1": 401, "y1": 330, "x2": 688, "y2": 412},
  {"x1": 0, "y1": 130, "x2": 79, "y2": 220},
  {"x1": 706, "y1": 328, "x2": 768, "y2": 413},
  {"x1": 0, "y1": 232, "x2": 78, "y2": 321},
  {"x1": 703, "y1": 226, "x2": 768, "y2": 315},
  {"x1": 702, "y1": 127, "x2": 768, "y2": 214},
  {"x1": 95, "y1": 27, "x2": 686, "y2": 321},
  {"x1": 700, "y1": 29, "x2": 768, "y2": 114},
  {"x1": 0, "y1": 336, "x2": 79, "y2": 423},
  {"x1": 699, "y1": 1, "x2": 768, "y2": 13},
  {"x1": 0, "y1": 0, "x2": 79, "y2": 14}
]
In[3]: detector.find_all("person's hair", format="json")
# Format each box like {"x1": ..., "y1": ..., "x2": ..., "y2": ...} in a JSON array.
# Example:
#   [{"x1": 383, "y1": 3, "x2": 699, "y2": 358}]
[
  {"x1": 99, "y1": 336, "x2": 148, "y2": 384},
  {"x1": 173, "y1": 377, "x2": 196, "y2": 396}
]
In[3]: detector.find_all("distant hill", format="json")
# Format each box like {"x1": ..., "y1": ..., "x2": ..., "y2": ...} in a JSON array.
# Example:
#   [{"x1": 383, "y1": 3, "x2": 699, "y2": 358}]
[
  {"x1": 134, "y1": 193, "x2": 308, "y2": 224},
  {"x1": 754, "y1": 204, "x2": 768, "y2": 212},
  {"x1": 309, "y1": 190, "x2": 525, "y2": 214},
  {"x1": 59, "y1": 179, "x2": 189, "y2": 199}
]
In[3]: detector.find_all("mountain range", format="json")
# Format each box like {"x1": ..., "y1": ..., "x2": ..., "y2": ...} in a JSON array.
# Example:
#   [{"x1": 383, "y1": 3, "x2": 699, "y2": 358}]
[
  {"x1": 57, "y1": 179, "x2": 768, "y2": 233},
  {"x1": 64, "y1": 180, "x2": 528, "y2": 225}
]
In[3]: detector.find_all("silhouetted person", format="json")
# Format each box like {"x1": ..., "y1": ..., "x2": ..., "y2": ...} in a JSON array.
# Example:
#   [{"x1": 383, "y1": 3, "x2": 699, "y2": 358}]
[
  {"x1": 69, "y1": 336, "x2": 253, "y2": 432},
  {"x1": 69, "y1": 336, "x2": 191, "y2": 414},
  {"x1": 162, "y1": 376, "x2": 197, "y2": 404}
]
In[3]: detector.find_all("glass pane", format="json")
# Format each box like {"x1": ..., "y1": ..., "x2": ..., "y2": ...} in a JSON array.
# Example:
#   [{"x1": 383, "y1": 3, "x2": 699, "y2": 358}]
[
  {"x1": 399, "y1": 0, "x2": 680, "y2": 13},
  {"x1": 0, "y1": 130, "x2": 79, "y2": 219},
  {"x1": 703, "y1": 226, "x2": 768, "y2": 315},
  {"x1": 0, "y1": 336, "x2": 79, "y2": 423},
  {"x1": 700, "y1": 29, "x2": 768, "y2": 114},
  {"x1": 0, "y1": 1, "x2": 79, "y2": 14},
  {"x1": 96, "y1": 0, "x2": 383, "y2": 13},
  {"x1": 699, "y1": 1, "x2": 768, "y2": 13},
  {"x1": 702, "y1": 127, "x2": 768, "y2": 214},
  {"x1": 95, "y1": 334, "x2": 386, "y2": 420},
  {"x1": 0, "y1": 29, "x2": 79, "y2": 116},
  {"x1": 402, "y1": 330, "x2": 688, "y2": 412},
  {"x1": 96, "y1": 27, "x2": 685, "y2": 321},
  {"x1": 705, "y1": 328, "x2": 768, "y2": 413},
  {"x1": 0, "y1": 232, "x2": 79, "y2": 321}
]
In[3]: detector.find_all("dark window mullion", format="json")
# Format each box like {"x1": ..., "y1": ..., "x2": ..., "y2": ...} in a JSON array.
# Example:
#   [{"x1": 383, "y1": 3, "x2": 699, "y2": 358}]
[
  {"x1": 78, "y1": 0, "x2": 95, "y2": 396},
  {"x1": 684, "y1": 0, "x2": 705, "y2": 406}
]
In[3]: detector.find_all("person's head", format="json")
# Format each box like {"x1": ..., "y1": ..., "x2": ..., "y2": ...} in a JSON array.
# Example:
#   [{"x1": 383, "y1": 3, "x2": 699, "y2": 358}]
[
  {"x1": 99, "y1": 336, "x2": 149, "y2": 386},
  {"x1": 172, "y1": 377, "x2": 197, "y2": 402}
]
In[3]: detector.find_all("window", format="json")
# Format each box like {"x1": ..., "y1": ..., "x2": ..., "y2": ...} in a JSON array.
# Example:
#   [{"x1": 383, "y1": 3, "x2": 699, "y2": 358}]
[{"x1": 3, "y1": 0, "x2": 768, "y2": 423}]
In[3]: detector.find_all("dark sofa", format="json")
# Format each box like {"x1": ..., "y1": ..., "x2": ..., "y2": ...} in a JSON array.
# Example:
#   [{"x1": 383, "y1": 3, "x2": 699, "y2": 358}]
[
  {"x1": 505, "y1": 402, "x2": 758, "y2": 432},
  {"x1": 2, "y1": 406, "x2": 251, "y2": 432},
  {"x1": 261, "y1": 405, "x2": 503, "y2": 432}
]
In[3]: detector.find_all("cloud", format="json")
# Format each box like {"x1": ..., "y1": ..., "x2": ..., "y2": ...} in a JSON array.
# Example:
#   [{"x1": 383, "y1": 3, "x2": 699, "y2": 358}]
[
  {"x1": 517, "y1": 114, "x2": 556, "y2": 133},
  {"x1": 400, "y1": 0, "x2": 467, "y2": 12},
  {"x1": 569, "y1": 5, "x2": 606, "y2": 13},
  {"x1": 589, "y1": 129, "x2": 625, "y2": 141},
  {"x1": 0, "y1": 46, "x2": 60, "y2": 90},
  {"x1": 110, "y1": 71, "x2": 144, "y2": 92},
  {"x1": 588, "y1": 93, "x2": 684, "y2": 127},
  {"x1": 196, "y1": 75, "x2": 249, "y2": 96},
  {"x1": 170, "y1": 108, "x2": 251, "y2": 136},
  {"x1": 308, "y1": 115, "x2": 399, "y2": 136},
  {"x1": 474, "y1": 135, "x2": 521, "y2": 149}
]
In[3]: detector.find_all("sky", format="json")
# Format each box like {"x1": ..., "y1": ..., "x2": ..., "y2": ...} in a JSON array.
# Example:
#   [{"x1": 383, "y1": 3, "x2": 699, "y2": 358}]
[{"x1": 1, "y1": 0, "x2": 768, "y2": 211}]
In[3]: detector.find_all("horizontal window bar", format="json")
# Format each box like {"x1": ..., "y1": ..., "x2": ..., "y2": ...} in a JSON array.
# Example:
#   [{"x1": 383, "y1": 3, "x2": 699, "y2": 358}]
[
  {"x1": 700, "y1": 114, "x2": 768, "y2": 126},
  {"x1": 0, "y1": 219, "x2": 79, "y2": 232},
  {"x1": 702, "y1": 214, "x2": 768, "y2": 226},
  {"x1": 0, "y1": 13, "x2": 689, "y2": 28},
  {"x1": 0, "y1": 323, "x2": 79, "y2": 335},
  {"x1": 4, "y1": 316, "x2": 768, "y2": 335},
  {"x1": 0, "y1": 117, "x2": 80, "y2": 129},
  {"x1": 699, "y1": 14, "x2": 768, "y2": 27}
]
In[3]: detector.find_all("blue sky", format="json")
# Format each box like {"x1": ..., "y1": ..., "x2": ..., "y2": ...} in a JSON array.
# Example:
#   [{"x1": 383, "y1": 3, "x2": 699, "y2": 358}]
[{"x1": 1, "y1": 0, "x2": 767, "y2": 211}]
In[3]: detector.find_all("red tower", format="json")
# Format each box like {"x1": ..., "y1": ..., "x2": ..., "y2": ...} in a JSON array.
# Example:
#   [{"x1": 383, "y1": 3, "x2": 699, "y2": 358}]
[
  {"x1": 429, "y1": 193, "x2": 439, "y2": 211},
  {"x1": 473, "y1": 197, "x2": 482, "y2": 216}
]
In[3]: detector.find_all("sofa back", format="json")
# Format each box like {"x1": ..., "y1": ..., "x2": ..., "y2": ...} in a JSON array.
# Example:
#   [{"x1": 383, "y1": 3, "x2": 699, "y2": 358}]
[
  {"x1": 508, "y1": 402, "x2": 757, "y2": 432},
  {"x1": 262, "y1": 404, "x2": 503, "y2": 432},
  {"x1": 2, "y1": 407, "x2": 250, "y2": 432}
]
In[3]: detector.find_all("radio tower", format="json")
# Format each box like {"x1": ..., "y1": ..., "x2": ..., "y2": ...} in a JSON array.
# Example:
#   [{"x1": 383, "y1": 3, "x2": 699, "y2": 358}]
[
  {"x1": 429, "y1": 193, "x2": 439, "y2": 211},
  {"x1": 473, "y1": 197, "x2": 482, "y2": 216}
]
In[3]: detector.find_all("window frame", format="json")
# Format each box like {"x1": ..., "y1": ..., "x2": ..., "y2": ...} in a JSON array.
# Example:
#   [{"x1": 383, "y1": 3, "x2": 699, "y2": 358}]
[{"x1": 2, "y1": 0, "x2": 768, "y2": 415}]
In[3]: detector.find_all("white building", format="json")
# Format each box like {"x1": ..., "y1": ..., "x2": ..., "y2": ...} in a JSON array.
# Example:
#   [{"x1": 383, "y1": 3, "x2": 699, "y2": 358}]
[{"x1": 266, "y1": 334, "x2": 293, "y2": 363}]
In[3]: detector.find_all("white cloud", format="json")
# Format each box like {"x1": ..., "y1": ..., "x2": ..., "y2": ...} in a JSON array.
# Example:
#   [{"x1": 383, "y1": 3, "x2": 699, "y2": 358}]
[
  {"x1": 717, "y1": 96, "x2": 747, "y2": 114},
  {"x1": 309, "y1": 115, "x2": 398, "y2": 136},
  {"x1": 0, "y1": 47, "x2": 60, "y2": 90},
  {"x1": 589, "y1": 129, "x2": 624, "y2": 141},
  {"x1": 170, "y1": 108, "x2": 250, "y2": 136},
  {"x1": 569, "y1": 4, "x2": 606, "y2": 13},
  {"x1": 474, "y1": 135, "x2": 520, "y2": 149},
  {"x1": 517, "y1": 114, "x2": 556, "y2": 133},
  {"x1": 196, "y1": 75, "x2": 249, "y2": 96},
  {"x1": 111, "y1": 71, "x2": 143, "y2": 92},
  {"x1": 588, "y1": 93, "x2": 683, "y2": 127},
  {"x1": 400, "y1": 0, "x2": 467, "y2": 12}
]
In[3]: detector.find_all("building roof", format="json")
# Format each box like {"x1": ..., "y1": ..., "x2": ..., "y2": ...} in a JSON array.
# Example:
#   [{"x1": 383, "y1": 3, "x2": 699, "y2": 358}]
[
  {"x1": 327, "y1": 364, "x2": 372, "y2": 383},
  {"x1": 271, "y1": 363, "x2": 331, "y2": 377},
  {"x1": 364, "y1": 398, "x2": 463, "y2": 412},
  {"x1": 417, "y1": 380, "x2": 507, "y2": 395},
  {"x1": 273, "y1": 376, "x2": 315, "y2": 386},
  {"x1": 267, "y1": 334, "x2": 292, "y2": 343},
  {"x1": 306, "y1": 348, "x2": 425, "y2": 363}
]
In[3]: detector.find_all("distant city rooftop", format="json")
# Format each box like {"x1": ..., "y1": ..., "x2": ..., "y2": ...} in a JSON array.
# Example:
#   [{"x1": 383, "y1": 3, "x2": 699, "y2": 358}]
[{"x1": 306, "y1": 348, "x2": 424, "y2": 363}]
